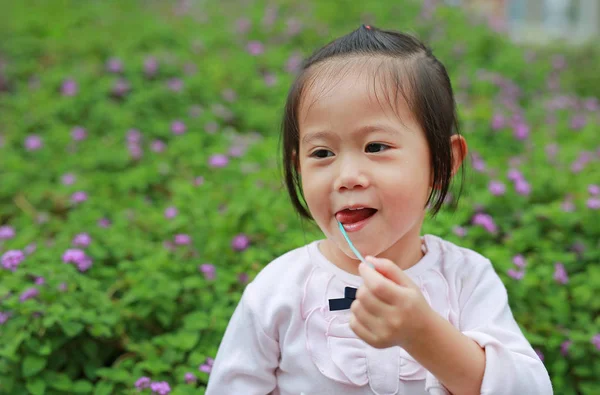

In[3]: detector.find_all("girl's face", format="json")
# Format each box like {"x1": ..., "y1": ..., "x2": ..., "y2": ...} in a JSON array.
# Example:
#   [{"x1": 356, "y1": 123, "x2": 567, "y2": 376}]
[{"x1": 297, "y1": 66, "x2": 432, "y2": 273}]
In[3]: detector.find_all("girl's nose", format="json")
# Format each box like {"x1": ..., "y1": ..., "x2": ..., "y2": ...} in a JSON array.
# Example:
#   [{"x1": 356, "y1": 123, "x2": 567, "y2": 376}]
[{"x1": 334, "y1": 158, "x2": 370, "y2": 191}]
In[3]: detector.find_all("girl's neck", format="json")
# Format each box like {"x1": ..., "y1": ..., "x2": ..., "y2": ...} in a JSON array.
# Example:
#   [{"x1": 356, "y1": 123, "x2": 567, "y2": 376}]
[{"x1": 320, "y1": 229, "x2": 425, "y2": 277}]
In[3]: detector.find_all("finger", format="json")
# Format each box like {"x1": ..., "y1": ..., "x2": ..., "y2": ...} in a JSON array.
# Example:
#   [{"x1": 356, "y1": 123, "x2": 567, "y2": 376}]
[
  {"x1": 349, "y1": 310, "x2": 378, "y2": 345},
  {"x1": 355, "y1": 285, "x2": 392, "y2": 317},
  {"x1": 358, "y1": 261, "x2": 402, "y2": 305},
  {"x1": 350, "y1": 299, "x2": 380, "y2": 333},
  {"x1": 366, "y1": 256, "x2": 415, "y2": 289}
]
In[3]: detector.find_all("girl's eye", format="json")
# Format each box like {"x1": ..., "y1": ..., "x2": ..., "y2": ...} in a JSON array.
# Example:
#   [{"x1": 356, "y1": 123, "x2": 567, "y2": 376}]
[
  {"x1": 365, "y1": 143, "x2": 390, "y2": 153},
  {"x1": 311, "y1": 149, "x2": 334, "y2": 158}
]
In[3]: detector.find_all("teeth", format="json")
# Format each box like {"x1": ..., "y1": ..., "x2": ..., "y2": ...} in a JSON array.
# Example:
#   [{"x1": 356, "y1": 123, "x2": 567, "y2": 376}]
[{"x1": 348, "y1": 207, "x2": 364, "y2": 211}]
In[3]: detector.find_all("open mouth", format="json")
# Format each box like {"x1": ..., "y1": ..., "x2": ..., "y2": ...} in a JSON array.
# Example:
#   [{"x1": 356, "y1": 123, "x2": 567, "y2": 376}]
[{"x1": 335, "y1": 207, "x2": 378, "y2": 232}]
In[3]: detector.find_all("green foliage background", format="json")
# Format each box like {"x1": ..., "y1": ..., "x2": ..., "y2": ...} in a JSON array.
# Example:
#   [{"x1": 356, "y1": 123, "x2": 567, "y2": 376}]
[{"x1": 0, "y1": 0, "x2": 598, "y2": 394}]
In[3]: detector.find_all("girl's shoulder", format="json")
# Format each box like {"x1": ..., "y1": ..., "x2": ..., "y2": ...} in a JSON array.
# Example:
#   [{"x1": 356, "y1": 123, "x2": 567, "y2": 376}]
[
  {"x1": 424, "y1": 234, "x2": 499, "y2": 281},
  {"x1": 241, "y1": 241, "x2": 317, "y2": 310}
]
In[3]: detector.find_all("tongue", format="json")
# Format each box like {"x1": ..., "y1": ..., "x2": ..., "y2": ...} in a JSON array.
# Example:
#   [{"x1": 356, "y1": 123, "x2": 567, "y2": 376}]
[{"x1": 336, "y1": 208, "x2": 377, "y2": 224}]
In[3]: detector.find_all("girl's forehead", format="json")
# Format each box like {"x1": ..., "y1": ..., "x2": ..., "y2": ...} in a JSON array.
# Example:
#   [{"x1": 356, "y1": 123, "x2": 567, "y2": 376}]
[{"x1": 298, "y1": 61, "x2": 415, "y2": 127}]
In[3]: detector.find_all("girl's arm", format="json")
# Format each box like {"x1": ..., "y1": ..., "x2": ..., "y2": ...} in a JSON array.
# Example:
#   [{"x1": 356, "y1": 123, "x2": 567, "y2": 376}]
[
  {"x1": 205, "y1": 288, "x2": 280, "y2": 394},
  {"x1": 405, "y1": 260, "x2": 553, "y2": 395}
]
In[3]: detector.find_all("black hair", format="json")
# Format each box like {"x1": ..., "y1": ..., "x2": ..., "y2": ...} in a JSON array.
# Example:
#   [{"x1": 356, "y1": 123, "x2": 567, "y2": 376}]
[{"x1": 281, "y1": 24, "x2": 465, "y2": 220}]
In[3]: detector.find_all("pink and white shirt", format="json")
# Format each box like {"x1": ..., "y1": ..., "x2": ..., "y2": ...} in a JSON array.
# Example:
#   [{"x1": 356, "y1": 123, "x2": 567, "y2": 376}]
[{"x1": 206, "y1": 234, "x2": 553, "y2": 395}]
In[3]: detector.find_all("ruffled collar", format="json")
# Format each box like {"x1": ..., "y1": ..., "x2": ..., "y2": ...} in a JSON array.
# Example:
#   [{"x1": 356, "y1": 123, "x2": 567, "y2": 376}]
[{"x1": 299, "y1": 235, "x2": 451, "y2": 394}]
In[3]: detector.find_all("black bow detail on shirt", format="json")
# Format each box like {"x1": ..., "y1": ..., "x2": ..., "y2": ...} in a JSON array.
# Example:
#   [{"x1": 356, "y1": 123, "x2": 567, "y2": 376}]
[{"x1": 328, "y1": 286, "x2": 357, "y2": 311}]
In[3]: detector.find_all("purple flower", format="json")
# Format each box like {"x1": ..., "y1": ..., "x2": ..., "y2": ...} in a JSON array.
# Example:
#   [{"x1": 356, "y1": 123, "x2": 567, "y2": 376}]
[
  {"x1": 127, "y1": 129, "x2": 141, "y2": 144},
  {"x1": 0, "y1": 311, "x2": 10, "y2": 325},
  {"x1": 561, "y1": 198, "x2": 575, "y2": 212},
  {"x1": 471, "y1": 153, "x2": 486, "y2": 172},
  {"x1": 62, "y1": 249, "x2": 93, "y2": 272},
  {"x1": 184, "y1": 372, "x2": 196, "y2": 384},
  {"x1": 285, "y1": 52, "x2": 303, "y2": 74},
  {"x1": 72, "y1": 233, "x2": 91, "y2": 248},
  {"x1": 231, "y1": 234, "x2": 250, "y2": 251},
  {"x1": 112, "y1": 79, "x2": 130, "y2": 97},
  {"x1": 534, "y1": 349, "x2": 544, "y2": 362},
  {"x1": 491, "y1": 113, "x2": 505, "y2": 130},
  {"x1": 2, "y1": 250, "x2": 25, "y2": 271},
  {"x1": 561, "y1": 340, "x2": 572, "y2": 356},
  {"x1": 199, "y1": 264, "x2": 216, "y2": 280},
  {"x1": 570, "y1": 114, "x2": 587, "y2": 130},
  {"x1": 35, "y1": 276, "x2": 45, "y2": 285},
  {"x1": 174, "y1": 234, "x2": 191, "y2": 245},
  {"x1": 167, "y1": 78, "x2": 183, "y2": 92},
  {"x1": 25, "y1": 135, "x2": 43, "y2": 151},
  {"x1": 128, "y1": 143, "x2": 143, "y2": 160},
  {"x1": 228, "y1": 146, "x2": 246, "y2": 158},
  {"x1": 513, "y1": 122, "x2": 529, "y2": 140},
  {"x1": 264, "y1": 72, "x2": 277, "y2": 87},
  {"x1": 514, "y1": 179, "x2": 531, "y2": 196},
  {"x1": 183, "y1": 62, "x2": 197, "y2": 75},
  {"x1": 19, "y1": 287, "x2": 39, "y2": 302},
  {"x1": 24, "y1": 243, "x2": 37, "y2": 255},
  {"x1": 507, "y1": 169, "x2": 523, "y2": 182},
  {"x1": 208, "y1": 154, "x2": 228, "y2": 168},
  {"x1": 589, "y1": 184, "x2": 600, "y2": 196},
  {"x1": 592, "y1": 334, "x2": 600, "y2": 351},
  {"x1": 246, "y1": 41, "x2": 264, "y2": 56},
  {"x1": 488, "y1": 181, "x2": 506, "y2": 196},
  {"x1": 554, "y1": 262, "x2": 569, "y2": 284},
  {"x1": 135, "y1": 376, "x2": 151, "y2": 390},
  {"x1": 471, "y1": 213, "x2": 497, "y2": 233},
  {"x1": 235, "y1": 17, "x2": 251, "y2": 34},
  {"x1": 222, "y1": 88, "x2": 237, "y2": 103},
  {"x1": 507, "y1": 269, "x2": 524, "y2": 280},
  {"x1": 164, "y1": 207, "x2": 178, "y2": 219},
  {"x1": 71, "y1": 126, "x2": 87, "y2": 141},
  {"x1": 71, "y1": 191, "x2": 88, "y2": 204},
  {"x1": 286, "y1": 18, "x2": 302, "y2": 36},
  {"x1": 59, "y1": 282, "x2": 67, "y2": 292},
  {"x1": 150, "y1": 381, "x2": 171, "y2": 395},
  {"x1": 587, "y1": 198, "x2": 600, "y2": 210},
  {"x1": 98, "y1": 218, "x2": 111, "y2": 228},
  {"x1": 61, "y1": 78, "x2": 78, "y2": 96},
  {"x1": 512, "y1": 255, "x2": 526, "y2": 268},
  {"x1": 205, "y1": 121, "x2": 218, "y2": 134},
  {"x1": 171, "y1": 120, "x2": 186, "y2": 135},
  {"x1": 151, "y1": 140, "x2": 166, "y2": 153},
  {"x1": 238, "y1": 273, "x2": 249, "y2": 284},
  {"x1": 199, "y1": 364, "x2": 212, "y2": 373},
  {"x1": 62, "y1": 173, "x2": 76, "y2": 185},
  {"x1": 545, "y1": 143, "x2": 558, "y2": 160},
  {"x1": 552, "y1": 55, "x2": 566, "y2": 70},
  {"x1": 452, "y1": 226, "x2": 467, "y2": 237},
  {"x1": 106, "y1": 57, "x2": 123, "y2": 73},
  {"x1": 0, "y1": 226, "x2": 15, "y2": 240},
  {"x1": 144, "y1": 56, "x2": 158, "y2": 77},
  {"x1": 194, "y1": 176, "x2": 205, "y2": 186}
]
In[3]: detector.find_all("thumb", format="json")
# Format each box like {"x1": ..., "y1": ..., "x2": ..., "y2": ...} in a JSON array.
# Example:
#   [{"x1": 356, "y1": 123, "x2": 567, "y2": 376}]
[{"x1": 365, "y1": 256, "x2": 414, "y2": 288}]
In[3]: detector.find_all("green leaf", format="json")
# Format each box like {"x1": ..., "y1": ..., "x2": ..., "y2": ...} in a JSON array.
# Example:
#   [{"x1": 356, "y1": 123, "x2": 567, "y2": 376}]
[
  {"x1": 93, "y1": 381, "x2": 114, "y2": 395},
  {"x1": 72, "y1": 380, "x2": 94, "y2": 393},
  {"x1": 26, "y1": 378, "x2": 46, "y2": 395},
  {"x1": 22, "y1": 355, "x2": 47, "y2": 377},
  {"x1": 60, "y1": 321, "x2": 85, "y2": 337}
]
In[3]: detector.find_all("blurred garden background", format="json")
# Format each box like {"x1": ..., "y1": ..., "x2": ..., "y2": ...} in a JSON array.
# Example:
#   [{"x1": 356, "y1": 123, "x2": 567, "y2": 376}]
[{"x1": 0, "y1": 0, "x2": 598, "y2": 394}]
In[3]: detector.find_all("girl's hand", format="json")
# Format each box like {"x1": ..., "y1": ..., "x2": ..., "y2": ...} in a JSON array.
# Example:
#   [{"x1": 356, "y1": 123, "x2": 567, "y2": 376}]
[{"x1": 350, "y1": 256, "x2": 434, "y2": 349}]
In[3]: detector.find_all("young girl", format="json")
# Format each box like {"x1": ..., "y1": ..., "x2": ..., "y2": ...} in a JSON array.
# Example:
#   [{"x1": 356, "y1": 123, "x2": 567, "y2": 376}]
[{"x1": 206, "y1": 25, "x2": 553, "y2": 395}]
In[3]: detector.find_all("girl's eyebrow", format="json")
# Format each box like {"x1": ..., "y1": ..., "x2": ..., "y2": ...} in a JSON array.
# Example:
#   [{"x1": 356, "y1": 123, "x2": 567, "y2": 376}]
[{"x1": 301, "y1": 124, "x2": 400, "y2": 145}]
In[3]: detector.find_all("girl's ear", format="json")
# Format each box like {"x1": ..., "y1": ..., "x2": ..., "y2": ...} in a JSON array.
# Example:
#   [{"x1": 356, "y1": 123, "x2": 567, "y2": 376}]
[
  {"x1": 429, "y1": 134, "x2": 468, "y2": 190},
  {"x1": 450, "y1": 134, "x2": 468, "y2": 176}
]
